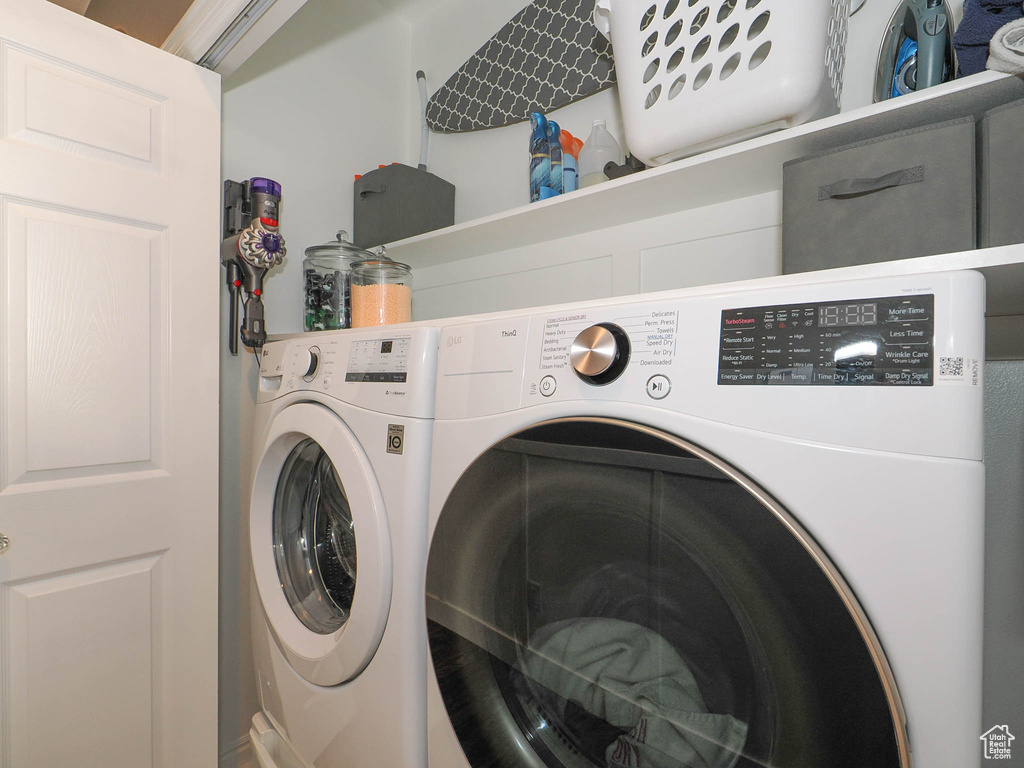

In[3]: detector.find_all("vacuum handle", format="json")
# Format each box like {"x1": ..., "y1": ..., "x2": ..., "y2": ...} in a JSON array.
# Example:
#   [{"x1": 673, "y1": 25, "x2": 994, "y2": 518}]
[
  {"x1": 241, "y1": 293, "x2": 267, "y2": 348},
  {"x1": 818, "y1": 166, "x2": 925, "y2": 200},
  {"x1": 236, "y1": 259, "x2": 268, "y2": 349}
]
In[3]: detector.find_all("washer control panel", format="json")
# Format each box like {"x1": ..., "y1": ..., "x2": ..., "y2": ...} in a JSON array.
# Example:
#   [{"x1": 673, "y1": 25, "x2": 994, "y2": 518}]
[
  {"x1": 257, "y1": 327, "x2": 438, "y2": 418},
  {"x1": 718, "y1": 294, "x2": 935, "y2": 386},
  {"x1": 345, "y1": 337, "x2": 411, "y2": 383}
]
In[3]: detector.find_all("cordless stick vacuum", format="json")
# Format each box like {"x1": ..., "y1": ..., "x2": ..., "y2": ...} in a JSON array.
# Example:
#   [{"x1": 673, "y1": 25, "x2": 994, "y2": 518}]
[{"x1": 222, "y1": 177, "x2": 286, "y2": 354}]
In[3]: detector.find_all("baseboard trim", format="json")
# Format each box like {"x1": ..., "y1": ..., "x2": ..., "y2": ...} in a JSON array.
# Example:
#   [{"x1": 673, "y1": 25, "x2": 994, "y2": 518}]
[{"x1": 219, "y1": 734, "x2": 254, "y2": 768}]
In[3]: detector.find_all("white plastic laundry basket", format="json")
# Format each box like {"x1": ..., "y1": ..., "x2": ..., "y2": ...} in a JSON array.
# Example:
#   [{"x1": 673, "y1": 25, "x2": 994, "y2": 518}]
[{"x1": 595, "y1": 0, "x2": 851, "y2": 165}]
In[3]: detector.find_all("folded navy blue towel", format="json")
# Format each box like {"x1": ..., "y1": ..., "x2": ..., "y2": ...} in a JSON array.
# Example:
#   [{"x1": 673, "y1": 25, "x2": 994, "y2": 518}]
[{"x1": 954, "y1": 0, "x2": 1024, "y2": 74}]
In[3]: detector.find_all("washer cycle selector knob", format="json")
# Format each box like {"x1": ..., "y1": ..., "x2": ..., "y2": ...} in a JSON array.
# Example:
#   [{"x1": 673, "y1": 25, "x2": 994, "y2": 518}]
[
  {"x1": 570, "y1": 323, "x2": 631, "y2": 385},
  {"x1": 302, "y1": 346, "x2": 320, "y2": 382}
]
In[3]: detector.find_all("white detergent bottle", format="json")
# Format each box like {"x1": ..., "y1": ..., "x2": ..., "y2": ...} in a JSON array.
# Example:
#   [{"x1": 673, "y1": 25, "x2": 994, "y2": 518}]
[{"x1": 578, "y1": 119, "x2": 622, "y2": 188}]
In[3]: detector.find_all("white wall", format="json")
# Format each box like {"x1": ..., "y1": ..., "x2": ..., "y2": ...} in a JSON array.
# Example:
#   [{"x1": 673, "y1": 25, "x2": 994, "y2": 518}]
[
  {"x1": 223, "y1": 0, "x2": 415, "y2": 338},
  {"x1": 217, "y1": 298, "x2": 260, "y2": 768},
  {"x1": 412, "y1": 192, "x2": 782, "y2": 320},
  {"x1": 218, "y1": 0, "x2": 413, "y2": 761}
]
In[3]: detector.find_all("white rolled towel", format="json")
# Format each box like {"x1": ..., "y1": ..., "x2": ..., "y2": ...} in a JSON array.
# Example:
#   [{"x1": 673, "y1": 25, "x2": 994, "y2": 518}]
[{"x1": 988, "y1": 17, "x2": 1024, "y2": 74}]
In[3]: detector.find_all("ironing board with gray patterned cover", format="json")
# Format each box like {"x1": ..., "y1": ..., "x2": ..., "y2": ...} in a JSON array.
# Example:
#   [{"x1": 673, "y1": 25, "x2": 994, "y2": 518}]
[{"x1": 426, "y1": 0, "x2": 616, "y2": 133}]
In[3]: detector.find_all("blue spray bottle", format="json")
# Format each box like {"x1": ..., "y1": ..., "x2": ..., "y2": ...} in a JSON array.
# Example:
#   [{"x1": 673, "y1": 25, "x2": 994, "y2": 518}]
[
  {"x1": 546, "y1": 119, "x2": 562, "y2": 196},
  {"x1": 529, "y1": 112, "x2": 551, "y2": 203}
]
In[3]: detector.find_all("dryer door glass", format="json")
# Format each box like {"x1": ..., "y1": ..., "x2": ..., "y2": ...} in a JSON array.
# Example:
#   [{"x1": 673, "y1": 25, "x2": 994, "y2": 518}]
[
  {"x1": 273, "y1": 437, "x2": 357, "y2": 634},
  {"x1": 426, "y1": 419, "x2": 906, "y2": 768}
]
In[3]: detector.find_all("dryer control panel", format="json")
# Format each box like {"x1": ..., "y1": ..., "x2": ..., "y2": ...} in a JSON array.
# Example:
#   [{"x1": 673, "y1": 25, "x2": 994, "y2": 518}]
[
  {"x1": 435, "y1": 271, "x2": 985, "y2": 460},
  {"x1": 718, "y1": 294, "x2": 935, "y2": 386}
]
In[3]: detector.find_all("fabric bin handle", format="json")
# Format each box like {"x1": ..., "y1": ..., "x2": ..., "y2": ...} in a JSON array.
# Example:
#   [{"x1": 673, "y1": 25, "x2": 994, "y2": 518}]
[
  {"x1": 358, "y1": 182, "x2": 387, "y2": 198},
  {"x1": 818, "y1": 165, "x2": 925, "y2": 200}
]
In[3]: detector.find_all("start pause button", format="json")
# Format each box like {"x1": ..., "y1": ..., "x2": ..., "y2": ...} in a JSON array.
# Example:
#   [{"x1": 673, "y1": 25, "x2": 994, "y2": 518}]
[{"x1": 646, "y1": 374, "x2": 671, "y2": 400}]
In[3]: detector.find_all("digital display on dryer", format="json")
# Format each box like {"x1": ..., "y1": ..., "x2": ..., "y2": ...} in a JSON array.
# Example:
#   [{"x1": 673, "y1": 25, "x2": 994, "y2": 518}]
[
  {"x1": 818, "y1": 303, "x2": 878, "y2": 327},
  {"x1": 718, "y1": 294, "x2": 934, "y2": 386}
]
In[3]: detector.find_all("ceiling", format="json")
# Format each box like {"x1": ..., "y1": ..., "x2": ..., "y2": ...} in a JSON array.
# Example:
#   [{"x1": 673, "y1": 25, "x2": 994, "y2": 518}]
[{"x1": 48, "y1": 0, "x2": 197, "y2": 47}]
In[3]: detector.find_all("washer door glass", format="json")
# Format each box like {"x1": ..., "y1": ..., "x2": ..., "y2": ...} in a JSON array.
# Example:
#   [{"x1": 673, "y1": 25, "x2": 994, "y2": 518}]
[
  {"x1": 426, "y1": 419, "x2": 907, "y2": 768},
  {"x1": 273, "y1": 437, "x2": 357, "y2": 635}
]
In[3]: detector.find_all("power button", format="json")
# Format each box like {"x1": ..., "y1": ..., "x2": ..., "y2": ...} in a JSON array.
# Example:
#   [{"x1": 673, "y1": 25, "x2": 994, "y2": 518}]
[
  {"x1": 646, "y1": 374, "x2": 671, "y2": 400},
  {"x1": 539, "y1": 375, "x2": 557, "y2": 397}
]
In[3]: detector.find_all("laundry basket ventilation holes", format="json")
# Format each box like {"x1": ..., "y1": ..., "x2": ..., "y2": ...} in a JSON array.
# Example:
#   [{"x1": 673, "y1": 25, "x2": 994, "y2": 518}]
[{"x1": 595, "y1": 0, "x2": 851, "y2": 165}]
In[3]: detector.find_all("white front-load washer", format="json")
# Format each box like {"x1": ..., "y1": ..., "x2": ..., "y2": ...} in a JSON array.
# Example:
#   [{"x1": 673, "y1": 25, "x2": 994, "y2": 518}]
[
  {"x1": 247, "y1": 326, "x2": 438, "y2": 768},
  {"x1": 424, "y1": 271, "x2": 985, "y2": 768}
]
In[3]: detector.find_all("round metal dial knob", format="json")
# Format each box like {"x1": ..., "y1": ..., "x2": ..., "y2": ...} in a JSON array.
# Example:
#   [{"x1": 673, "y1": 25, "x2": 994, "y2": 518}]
[
  {"x1": 570, "y1": 323, "x2": 630, "y2": 385},
  {"x1": 302, "y1": 346, "x2": 320, "y2": 382}
]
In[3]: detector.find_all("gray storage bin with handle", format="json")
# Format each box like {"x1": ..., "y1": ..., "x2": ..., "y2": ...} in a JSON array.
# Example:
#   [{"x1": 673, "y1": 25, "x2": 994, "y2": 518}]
[
  {"x1": 353, "y1": 163, "x2": 455, "y2": 249},
  {"x1": 979, "y1": 97, "x2": 1024, "y2": 249},
  {"x1": 782, "y1": 117, "x2": 976, "y2": 274}
]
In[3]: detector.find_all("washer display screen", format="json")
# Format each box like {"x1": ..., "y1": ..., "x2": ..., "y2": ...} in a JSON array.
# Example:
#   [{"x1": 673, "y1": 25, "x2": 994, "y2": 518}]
[{"x1": 345, "y1": 337, "x2": 410, "y2": 383}]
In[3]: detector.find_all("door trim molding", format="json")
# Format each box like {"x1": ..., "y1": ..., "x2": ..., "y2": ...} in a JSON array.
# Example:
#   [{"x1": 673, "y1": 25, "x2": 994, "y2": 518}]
[
  {"x1": 160, "y1": 0, "x2": 311, "y2": 77},
  {"x1": 161, "y1": 0, "x2": 249, "y2": 63}
]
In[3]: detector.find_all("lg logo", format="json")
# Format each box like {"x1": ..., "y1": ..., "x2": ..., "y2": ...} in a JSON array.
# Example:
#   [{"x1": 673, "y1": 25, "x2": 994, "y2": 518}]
[{"x1": 446, "y1": 335, "x2": 462, "y2": 347}]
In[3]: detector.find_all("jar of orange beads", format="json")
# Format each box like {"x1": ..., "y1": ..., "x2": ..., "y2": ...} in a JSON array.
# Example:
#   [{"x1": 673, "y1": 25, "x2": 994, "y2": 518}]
[{"x1": 350, "y1": 258, "x2": 413, "y2": 327}]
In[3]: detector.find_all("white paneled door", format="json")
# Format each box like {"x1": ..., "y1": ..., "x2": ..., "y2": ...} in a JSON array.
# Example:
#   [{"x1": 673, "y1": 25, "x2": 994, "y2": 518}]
[{"x1": 0, "y1": 1, "x2": 220, "y2": 766}]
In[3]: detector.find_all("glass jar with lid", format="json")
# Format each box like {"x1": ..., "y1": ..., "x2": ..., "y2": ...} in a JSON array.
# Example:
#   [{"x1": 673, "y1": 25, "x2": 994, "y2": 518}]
[
  {"x1": 302, "y1": 231, "x2": 375, "y2": 331},
  {"x1": 350, "y1": 258, "x2": 413, "y2": 327}
]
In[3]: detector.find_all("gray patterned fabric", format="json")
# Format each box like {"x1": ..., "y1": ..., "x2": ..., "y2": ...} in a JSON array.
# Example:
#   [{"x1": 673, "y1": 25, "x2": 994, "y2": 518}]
[{"x1": 426, "y1": 0, "x2": 616, "y2": 133}]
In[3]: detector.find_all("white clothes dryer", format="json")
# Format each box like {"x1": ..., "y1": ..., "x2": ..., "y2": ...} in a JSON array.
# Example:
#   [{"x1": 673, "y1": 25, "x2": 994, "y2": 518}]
[
  {"x1": 247, "y1": 326, "x2": 438, "y2": 768},
  {"x1": 424, "y1": 271, "x2": 985, "y2": 768}
]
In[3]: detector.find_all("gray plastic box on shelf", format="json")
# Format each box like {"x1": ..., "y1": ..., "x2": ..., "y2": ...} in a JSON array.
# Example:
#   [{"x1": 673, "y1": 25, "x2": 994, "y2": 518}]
[
  {"x1": 353, "y1": 163, "x2": 455, "y2": 249},
  {"x1": 979, "y1": 98, "x2": 1024, "y2": 249},
  {"x1": 782, "y1": 118, "x2": 976, "y2": 274}
]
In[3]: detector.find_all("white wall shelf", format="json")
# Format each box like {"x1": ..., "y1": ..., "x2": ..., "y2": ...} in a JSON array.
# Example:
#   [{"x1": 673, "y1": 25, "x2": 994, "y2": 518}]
[{"x1": 386, "y1": 70, "x2": 1024, "y2": 273}]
